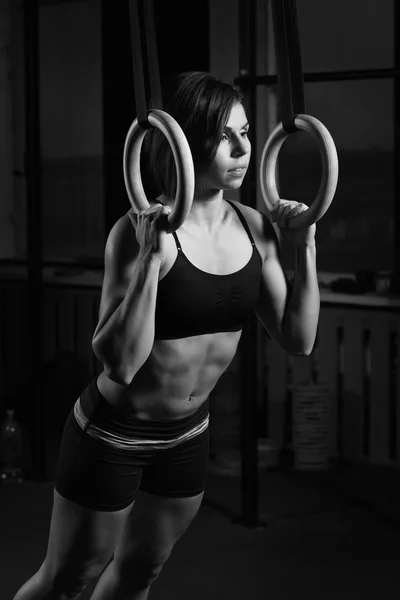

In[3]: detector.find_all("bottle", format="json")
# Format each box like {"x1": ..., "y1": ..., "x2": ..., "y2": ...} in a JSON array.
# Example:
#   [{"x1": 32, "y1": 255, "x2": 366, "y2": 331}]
[{"x1": 0, "y1": 409, "x2": 24, "y2": 483}]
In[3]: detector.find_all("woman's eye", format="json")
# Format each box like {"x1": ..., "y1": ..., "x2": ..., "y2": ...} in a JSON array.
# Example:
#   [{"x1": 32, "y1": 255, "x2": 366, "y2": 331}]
[
  {"x1": 221, "y1": 133, "x2": 229, "y2": 141},
  {"x1": 241, "y1": 130, "x2": 249, "y2": 137}
]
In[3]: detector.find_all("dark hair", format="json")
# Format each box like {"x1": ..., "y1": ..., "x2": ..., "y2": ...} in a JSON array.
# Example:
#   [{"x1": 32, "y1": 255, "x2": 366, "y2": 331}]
[{"x1": 142, "y1": 71, "x2": 246, "y2": 198}]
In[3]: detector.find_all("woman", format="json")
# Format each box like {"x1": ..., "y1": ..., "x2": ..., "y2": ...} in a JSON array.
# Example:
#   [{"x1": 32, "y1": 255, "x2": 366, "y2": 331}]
[{"x1": 13, "y1": 72, "x2": 319, "y2": 600}]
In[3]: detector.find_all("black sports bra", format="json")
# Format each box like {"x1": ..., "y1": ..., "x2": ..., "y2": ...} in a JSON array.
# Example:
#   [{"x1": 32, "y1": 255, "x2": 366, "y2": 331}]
[{"x1": 154, "y1": 200, "x2": 262, "y2": 340}]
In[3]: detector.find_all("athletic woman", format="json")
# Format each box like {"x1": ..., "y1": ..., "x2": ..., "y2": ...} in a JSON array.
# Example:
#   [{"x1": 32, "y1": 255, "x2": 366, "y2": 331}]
[{"x1": 13, "y1": 71, "x2": 319, "y2": 600}]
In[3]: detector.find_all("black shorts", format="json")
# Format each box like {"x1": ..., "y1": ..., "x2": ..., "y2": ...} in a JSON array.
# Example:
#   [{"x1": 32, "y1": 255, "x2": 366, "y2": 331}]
[{"x1": 54, "y1": 378, "x2": 210, "y2": 511}]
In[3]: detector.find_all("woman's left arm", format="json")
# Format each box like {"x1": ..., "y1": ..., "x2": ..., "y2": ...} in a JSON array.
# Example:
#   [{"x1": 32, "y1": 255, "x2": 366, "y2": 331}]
[{"x1": 254, "y1": 200, "x2": 320, "y2": 356}]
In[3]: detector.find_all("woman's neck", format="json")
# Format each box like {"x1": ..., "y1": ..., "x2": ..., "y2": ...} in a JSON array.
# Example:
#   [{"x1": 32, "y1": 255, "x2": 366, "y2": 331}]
[{"x1": 159, "y1": 190, "x2": 228, "y2": 232}]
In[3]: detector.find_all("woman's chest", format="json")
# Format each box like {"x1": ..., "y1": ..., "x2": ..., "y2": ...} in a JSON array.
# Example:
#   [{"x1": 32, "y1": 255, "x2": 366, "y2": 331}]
[{"x1": 161, "y1": 222, "x2": 254, "y2": 279}]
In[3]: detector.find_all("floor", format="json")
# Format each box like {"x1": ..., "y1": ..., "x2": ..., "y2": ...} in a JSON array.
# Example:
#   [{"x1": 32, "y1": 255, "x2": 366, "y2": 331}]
[{"x1": 2, "y1": 461, "x2": 400, "y2": 600}]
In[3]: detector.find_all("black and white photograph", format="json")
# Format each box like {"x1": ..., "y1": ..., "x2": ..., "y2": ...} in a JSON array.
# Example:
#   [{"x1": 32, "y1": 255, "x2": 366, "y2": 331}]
[{"x1": 0, "y1": 1, "x2": 399, "y2": 599}]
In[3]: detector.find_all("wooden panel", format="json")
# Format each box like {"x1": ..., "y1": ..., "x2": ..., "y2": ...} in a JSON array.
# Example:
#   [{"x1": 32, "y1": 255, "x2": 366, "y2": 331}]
[
  {"x1": 341, "y1": 315, "x2": 365, "y2": 461},
  {"x1": 291, "y1": 354, "x2": 313, "y2": 386},
  {"x1": 2, "y1": 287, "x2": 23, "y2": 398},
  {"x1": 388, "y1": 321, "x2": 398, "y2": 463},
  {"x1": 41, "y1": 287, "x2": 101, "y2": 378},
  {"x1": 56, "y1": 289, "x2": 76, "y2": 354},
  {"x1": 19, "y1": 286, "x2": 30, "y2": 381},
  {"x1": 317, "y1": 309, "x2": 339, "y2": 457},
  {"x1": 369, "y1": 314, "x2": 391, "y2": 464},
  {"x1": 266, "y1": 339, "x2": 288, "y2": 448},
  {"x1": 257, "y1": 324, "x2": 269, "y2": 437},
  {"x1": 3, "y1": 288, "x2": 15, "y2": 397},
  {"x1": 91, "y1": 293, "x2": 103, "y2": 376},
  {"x1": 0, "y1": 284, "x2": 30, "y2": 403},
  {"x1": 0, "y1": 287, "x2": 7, "y2": 410},
  {"x1": 42, "y1": 288, "x2": 57, "y2": 364},
  {"x1": 396, "y1": 323, "x2": 400, "y2": 466},
  {"x1": 74, "y1": 291, "x2": 97, "y2": 376}
]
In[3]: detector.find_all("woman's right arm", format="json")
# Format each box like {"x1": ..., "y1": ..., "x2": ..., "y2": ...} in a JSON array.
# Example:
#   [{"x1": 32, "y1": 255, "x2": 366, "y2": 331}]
[{"x1": 92, "y1": 206, "x2": 168, "y2": 385}]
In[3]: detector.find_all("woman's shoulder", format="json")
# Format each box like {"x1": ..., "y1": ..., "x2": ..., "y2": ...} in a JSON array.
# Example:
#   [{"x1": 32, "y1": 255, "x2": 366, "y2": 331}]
[{"x1": 104, "y1": 209, "x2": 139, "y2": 265}]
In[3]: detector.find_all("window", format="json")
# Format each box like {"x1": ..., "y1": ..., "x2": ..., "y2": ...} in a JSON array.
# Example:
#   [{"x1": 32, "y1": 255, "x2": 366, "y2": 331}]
[
  {"x1": 40, "y1": 0, "x2": 104, "y2": 262},
  {"x1": 279, "y1": 79, "x2": 394, "y2": 272},
  {"x1": 8, "y1": 0, "x2": 104, "y2": 264}
]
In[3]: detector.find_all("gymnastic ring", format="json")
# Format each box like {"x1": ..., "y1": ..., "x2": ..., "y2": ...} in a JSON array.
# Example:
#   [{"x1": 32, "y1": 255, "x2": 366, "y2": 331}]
[
  {"x1": 259, "y1": 114, "x2": 339, "y2": 230},
  {"x1": 123, "y1": 109, "x2": 195, "y2": 233}
]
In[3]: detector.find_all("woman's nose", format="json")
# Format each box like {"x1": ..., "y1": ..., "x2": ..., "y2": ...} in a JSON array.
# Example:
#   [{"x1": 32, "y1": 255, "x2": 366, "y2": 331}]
[{"x1": 232, "y1": 137, "x2": 250, "y2": 157}]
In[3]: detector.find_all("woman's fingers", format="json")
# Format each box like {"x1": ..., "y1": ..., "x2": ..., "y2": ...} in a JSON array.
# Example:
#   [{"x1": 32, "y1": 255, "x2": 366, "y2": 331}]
[
  {"x1": 288, "y1": 204, "x2": 306, "y2": 220},
  {"x1": 151, "y1": 205, "x2": 171, "y2": 231},
  {"x1": 272, "y1": 201, "x2": 308, "y2": 227},
  {"x1": 271, "y1": 201, "x2": 294, "y2": 227},
  {"x1": 133, "y1": 204, "x2": 172, "y2": 258},
  {"x1": 140, "y1": 204, "x2": 171, "y2": 221},
  {"x1": 127, "y1": 210, "x2": 139, "y2": 229}
]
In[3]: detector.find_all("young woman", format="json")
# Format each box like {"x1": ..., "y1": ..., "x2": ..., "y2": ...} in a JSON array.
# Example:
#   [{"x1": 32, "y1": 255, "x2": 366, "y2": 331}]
[{"x1": 13, "y1": 71, "x2": 319, "y2": 600}]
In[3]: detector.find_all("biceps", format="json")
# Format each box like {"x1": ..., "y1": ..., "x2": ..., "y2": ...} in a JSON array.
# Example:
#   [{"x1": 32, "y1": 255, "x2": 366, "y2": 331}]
[
  {"x1": 98, "y1": 287, "x2": 123, "y2": 325},
  {"x1": 93, "y1": 279, "x2": 127, "y2": 340},
  {"x1": 255, "y1": 257, "x2": 290, "y2": 340}
]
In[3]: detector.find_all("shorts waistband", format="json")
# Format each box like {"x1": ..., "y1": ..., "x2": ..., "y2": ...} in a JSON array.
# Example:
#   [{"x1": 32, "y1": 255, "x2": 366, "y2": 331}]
[{"x1": 73, "y1": 377, "x2": 209, "y2": 451}]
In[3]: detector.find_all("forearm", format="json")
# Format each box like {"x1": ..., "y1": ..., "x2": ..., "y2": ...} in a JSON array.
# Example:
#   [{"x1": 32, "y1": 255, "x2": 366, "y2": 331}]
[
  {"x1": 93, "y1": 253, "x2": 161, "y2": 384},
  {"x1": 282, "y1": 242, "x2": 320, "y2": 355}
]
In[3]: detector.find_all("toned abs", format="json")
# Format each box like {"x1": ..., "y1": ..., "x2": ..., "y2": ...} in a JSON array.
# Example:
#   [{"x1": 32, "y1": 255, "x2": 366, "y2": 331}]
[{"x1": 97, "y1": 330, "x2": 242, "y2": 420}]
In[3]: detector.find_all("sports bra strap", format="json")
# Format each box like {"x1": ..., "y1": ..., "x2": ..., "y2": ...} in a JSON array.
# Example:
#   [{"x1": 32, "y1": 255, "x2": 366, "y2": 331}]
[
  {"x1": 172, "y1": 232, "x2": 182, "y2": 251},
  {"x1": 226, "y1": 200, "x2": 255, "y2": 246}
]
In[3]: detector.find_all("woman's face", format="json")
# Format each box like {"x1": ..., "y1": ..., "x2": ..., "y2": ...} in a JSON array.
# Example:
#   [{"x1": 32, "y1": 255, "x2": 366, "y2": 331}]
[{"x1": 198, "y1": 101, "x2": 251, "y2": 194}]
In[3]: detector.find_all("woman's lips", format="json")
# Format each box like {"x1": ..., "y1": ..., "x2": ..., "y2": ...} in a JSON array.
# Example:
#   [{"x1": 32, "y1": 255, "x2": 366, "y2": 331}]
[{"x1": 228, "y1": 167, "x2": 247, "y2": 176}]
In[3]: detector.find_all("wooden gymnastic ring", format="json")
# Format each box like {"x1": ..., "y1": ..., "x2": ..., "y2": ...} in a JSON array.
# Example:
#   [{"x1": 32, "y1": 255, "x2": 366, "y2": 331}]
[
  {"x1": 123, "y1": 109, "x2": 194, "y2": 232},
  {"x1": 259, "y1": 114, "x2": 339, "y2": 229}
]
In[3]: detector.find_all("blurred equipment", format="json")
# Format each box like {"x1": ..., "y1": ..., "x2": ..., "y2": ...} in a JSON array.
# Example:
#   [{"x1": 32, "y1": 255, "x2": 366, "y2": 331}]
[{"x1": 292, "y1": 383, "x2": 330, "y2": 470}]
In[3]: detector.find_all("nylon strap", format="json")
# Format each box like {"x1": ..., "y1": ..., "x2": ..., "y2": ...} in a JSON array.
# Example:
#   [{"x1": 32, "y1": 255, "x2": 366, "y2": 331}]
[
  {"x1": 129, "y1": 0, "x2": 163, "y2": 129},
  {"x1": 271, "y1": 0, "x2": 305, "y2": 133}
]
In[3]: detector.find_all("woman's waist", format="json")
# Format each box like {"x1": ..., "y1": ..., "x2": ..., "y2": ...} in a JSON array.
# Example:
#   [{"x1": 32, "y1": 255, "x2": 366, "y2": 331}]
[
  {"x1": 97, "y1": 365, "x2": 220, "y2": 419},
  {"x1": 83, "y1": 372, "x2": 210, "y2": 431}
]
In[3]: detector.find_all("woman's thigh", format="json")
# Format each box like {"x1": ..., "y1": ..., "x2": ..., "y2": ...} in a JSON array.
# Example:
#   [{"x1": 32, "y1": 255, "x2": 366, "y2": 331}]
[
  {"x1": 41, "y1": 403, "x2": 141, "y2": 588},
  {"x1": 54, "y1": 403, "x2": 144, "y2": 511},
  {"x1": 139, "y1": 427, "x2": 210, "y2": 498},
  {"x1": 113, "y1": 431, "x2": 209, "y2": 570},
  {"x1": 41, "y1": 489, "x2": 133, "y2": 582},
  {"x1": 113, "y1": 490, "x2": 204, "y2": 569}
]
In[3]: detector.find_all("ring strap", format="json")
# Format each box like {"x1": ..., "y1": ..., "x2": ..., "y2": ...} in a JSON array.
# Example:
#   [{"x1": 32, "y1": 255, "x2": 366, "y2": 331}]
[
  {"x1": 129, "y1": 0, "x2": 163, "y2": 129},
  {"x1": 271, "y1": 0, "x2": 305, "y2": 133}
]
